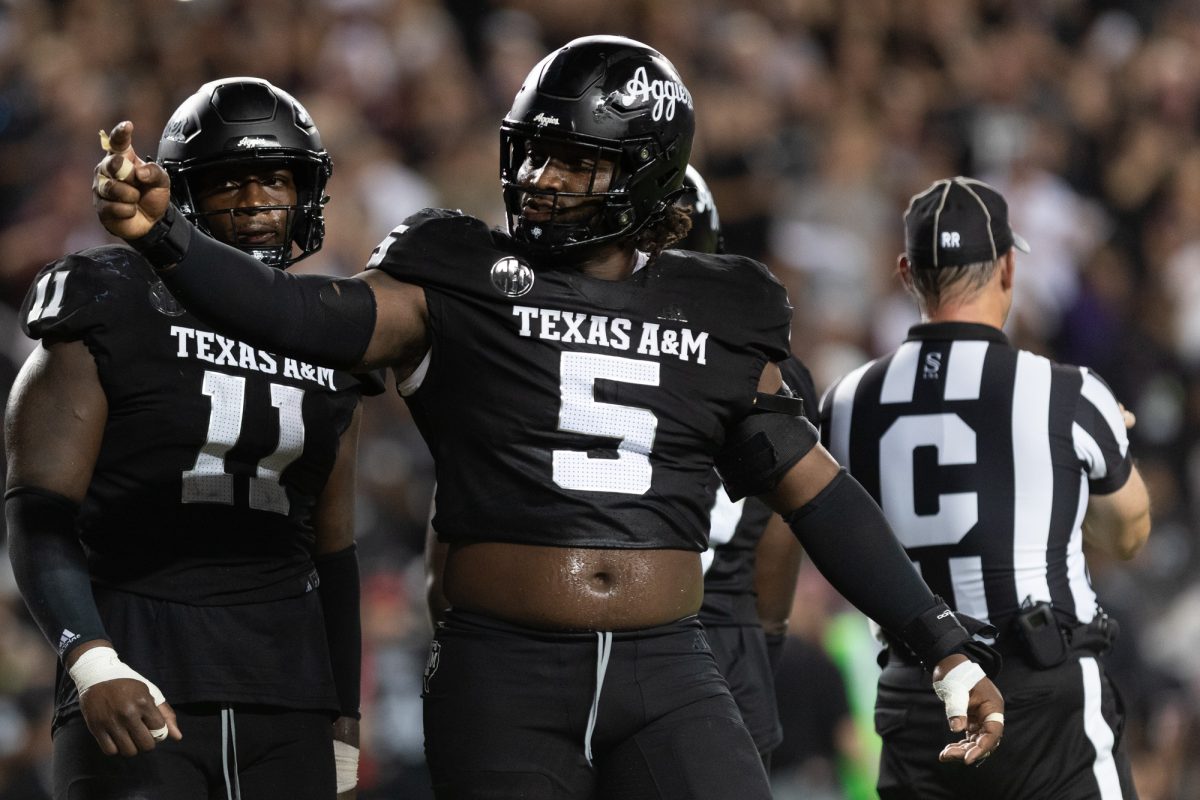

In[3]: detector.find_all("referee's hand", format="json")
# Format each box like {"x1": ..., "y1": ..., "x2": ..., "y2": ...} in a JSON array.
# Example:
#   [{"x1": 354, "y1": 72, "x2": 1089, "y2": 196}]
[
  {"x1": 932, "y1": 654, "x2": 1004, "y2": 766},
  {"x1": 1119, "y1": 403, "x2": 1136, "y2": 429}
]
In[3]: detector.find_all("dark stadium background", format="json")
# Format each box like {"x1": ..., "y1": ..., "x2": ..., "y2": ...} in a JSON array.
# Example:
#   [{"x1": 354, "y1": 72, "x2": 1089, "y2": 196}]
[{"x1": 0, "y1": 1, "x2": 1196, "y2": 797}]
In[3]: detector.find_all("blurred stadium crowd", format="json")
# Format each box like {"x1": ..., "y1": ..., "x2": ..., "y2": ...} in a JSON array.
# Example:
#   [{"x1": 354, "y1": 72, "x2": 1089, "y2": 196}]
[{"x1": 0, "y1": 0, "x2": 1198, "y2": 797}]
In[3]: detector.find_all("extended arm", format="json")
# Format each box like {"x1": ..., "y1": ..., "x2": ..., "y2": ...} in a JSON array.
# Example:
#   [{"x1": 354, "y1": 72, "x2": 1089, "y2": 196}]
[
  {"x1": 92, "y1": 122, "x2": 430, "y2": 376},
  {"x1": 5, "y1": 341, "x2": 180, "y2": 755},
  {"x1": 312, "y1": 405, "x2": 364, "y2": 799},
  {"x1": 716, "y1": 362, "x2": 1004, "y2": 764}
]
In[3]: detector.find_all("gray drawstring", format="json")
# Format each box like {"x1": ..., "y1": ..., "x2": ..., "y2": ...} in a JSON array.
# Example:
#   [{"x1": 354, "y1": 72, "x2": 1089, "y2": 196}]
[
  {"x1": 583, "y1": 631, "x2": 613, "y2": 766},
  {"x1": 221, "y1": 706, "x2": 242, "y2": 800}
]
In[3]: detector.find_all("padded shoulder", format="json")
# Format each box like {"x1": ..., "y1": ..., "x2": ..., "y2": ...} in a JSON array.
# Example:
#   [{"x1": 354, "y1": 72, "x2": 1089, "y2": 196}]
[
  {"x1": 21, "y1": 246, "x2": 150, "y2": 342},
  {"x1": 364, "y1": 207, "x2": 504, "y2": 290},
  {"x1": 656, "y1": 250, "x2": 793, "y2": 363}
]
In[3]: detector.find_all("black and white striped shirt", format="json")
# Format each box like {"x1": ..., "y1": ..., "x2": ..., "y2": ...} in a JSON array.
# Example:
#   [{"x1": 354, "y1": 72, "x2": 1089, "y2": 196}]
[{"x1": 819, "y1": 322, "x2": 1133, "y2": 630}]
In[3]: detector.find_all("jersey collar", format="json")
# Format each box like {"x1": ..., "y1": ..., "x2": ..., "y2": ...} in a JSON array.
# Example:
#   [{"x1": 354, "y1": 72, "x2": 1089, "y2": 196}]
[{"x1": 905, "y1": 321, "x2": 1009, "y2": 345}]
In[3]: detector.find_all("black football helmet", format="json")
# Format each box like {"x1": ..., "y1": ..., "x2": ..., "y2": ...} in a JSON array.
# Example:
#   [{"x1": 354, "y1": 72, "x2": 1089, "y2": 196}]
[
  {"x1": 500, "y1": 35, "x2": 694, "y2": 258},
  {"x1": 674, "y1": 165, "x2": 724, "y2": 255},
  {"x1": 156, "y1": 77, "x2": 332, "y2": 268}
]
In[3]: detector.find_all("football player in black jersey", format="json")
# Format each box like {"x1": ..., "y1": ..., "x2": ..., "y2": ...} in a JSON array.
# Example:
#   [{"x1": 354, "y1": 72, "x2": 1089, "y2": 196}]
[
  {"x1": 679, "y1": 165, "x2": 815, "y2": 769},
  {"x1": 92, "y1": 37, "x2": 1006, "y2": 799},
  {"x1": 7, "y1": 78, "x2": 378, "y2": 799},
  {"x1": 418, "y1": 166, "x2": 816, "y2": 770}
]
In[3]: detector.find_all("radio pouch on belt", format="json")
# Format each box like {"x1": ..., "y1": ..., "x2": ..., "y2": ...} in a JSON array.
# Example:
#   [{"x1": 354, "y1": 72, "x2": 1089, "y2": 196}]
[{"x1": 1015, "y1": 600, "x2": 1069, "y2": 669}]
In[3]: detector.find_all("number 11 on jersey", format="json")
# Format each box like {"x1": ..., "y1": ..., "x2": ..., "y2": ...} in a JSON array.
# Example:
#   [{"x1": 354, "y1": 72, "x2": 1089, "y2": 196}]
[{"x1": 181, "y1": 370, "x2": 307, "y2": 514}]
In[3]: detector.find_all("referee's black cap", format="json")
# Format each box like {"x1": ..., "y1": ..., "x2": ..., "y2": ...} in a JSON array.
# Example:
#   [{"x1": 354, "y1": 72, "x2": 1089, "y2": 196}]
[{"x1": 904, "y1": 177, "x2": 1031, "y2": 269}]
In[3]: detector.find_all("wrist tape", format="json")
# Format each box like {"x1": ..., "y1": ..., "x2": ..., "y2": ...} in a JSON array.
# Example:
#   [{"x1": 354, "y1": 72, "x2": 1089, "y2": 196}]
[
  {"x1": 68, "y1": 646, "x2": 166, "y2": 708},
  {"x1": 333, "y1": 739, "x2": 360, "y2": 792}
]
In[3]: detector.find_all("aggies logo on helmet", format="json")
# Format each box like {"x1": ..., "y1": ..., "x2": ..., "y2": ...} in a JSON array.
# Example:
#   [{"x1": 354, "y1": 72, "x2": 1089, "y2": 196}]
[
  {"x1": 490, "y1": 256, "x2": 535, "y2": 298},
  {"x1": 615, "y1": 66, "x2": 693, "y2": 122}
]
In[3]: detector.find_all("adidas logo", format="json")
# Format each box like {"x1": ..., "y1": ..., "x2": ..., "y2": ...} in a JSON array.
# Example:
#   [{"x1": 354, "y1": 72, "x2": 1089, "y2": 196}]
[{"x1": 57, "y1": 629, "x2": 79, "y2": 655}]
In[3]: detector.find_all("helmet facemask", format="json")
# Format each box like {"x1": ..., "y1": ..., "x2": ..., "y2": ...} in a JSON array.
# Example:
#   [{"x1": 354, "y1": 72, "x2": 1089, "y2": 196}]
[
  {"x1": 156, "y1": 78, "x2": 332, "y2": 270},
  {"x1": 501, "y1": 125, "x2": 683, "y2": 260},
  {"x1": 168, "y1": 155, "x2": 327, "y2": 269}
]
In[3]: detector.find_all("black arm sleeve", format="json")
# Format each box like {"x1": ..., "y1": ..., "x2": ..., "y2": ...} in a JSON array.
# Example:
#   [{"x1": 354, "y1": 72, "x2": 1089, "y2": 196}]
[
  {"x1": 5, "y1": 487, "x2": 108, "y2": 659},
  {"x1": 315, "y1": 545, "x2": 362, "y2": 719},
  {"x1": 784, "y1": 469, "x2": 997, "y2": 674},
  {"x1": 138, "y1": 206, "x2": 377, "y2": 371}
]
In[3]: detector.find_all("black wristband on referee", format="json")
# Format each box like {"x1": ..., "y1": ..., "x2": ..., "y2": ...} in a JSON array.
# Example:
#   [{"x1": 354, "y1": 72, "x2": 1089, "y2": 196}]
[
  {"x1": 900, "y1": 599, "x2": 1001, "y2": 677},
  {"x1": 129, "y1": 204, "x2": 192, "y2": 270}
]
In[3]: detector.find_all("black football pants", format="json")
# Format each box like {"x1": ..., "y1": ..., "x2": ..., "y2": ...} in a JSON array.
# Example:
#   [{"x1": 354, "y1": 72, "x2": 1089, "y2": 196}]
[
  {"x1": 875, "y1": 654, "x2": 1136, "y2": 800},
  {"x1": 703, "y1": 622, "x2": 782, "y2": 758},
  {"x1": 52, "y1": 704, "x2": 336, "y2": 800},
  {"x1": 422, "y1": 610, "x2": 771, "y2": 799}
]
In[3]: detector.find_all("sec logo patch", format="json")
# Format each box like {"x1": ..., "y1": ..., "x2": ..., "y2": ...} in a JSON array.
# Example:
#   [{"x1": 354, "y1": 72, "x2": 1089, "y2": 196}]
[{"x1": 490, "y1": 256, "x2": 535, "y2": 298}]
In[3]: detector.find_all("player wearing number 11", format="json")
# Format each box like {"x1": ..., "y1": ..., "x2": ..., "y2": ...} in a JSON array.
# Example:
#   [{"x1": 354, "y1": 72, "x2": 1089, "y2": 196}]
[
  {"x1": 6, "y1": 78, "x2": 379, "y2": 799},
  {"x1": 93, "y1": 37, "x2": 1005, "y2": 798}
]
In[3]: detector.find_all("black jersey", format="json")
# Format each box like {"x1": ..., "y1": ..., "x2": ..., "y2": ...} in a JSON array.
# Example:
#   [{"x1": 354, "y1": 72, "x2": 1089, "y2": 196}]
[
  {"x1": 22, "y1": 246, "x2": 380, "y2": 718},
  {"x1": 367, "y1": 209, "x2": 792, "y2": 552},
  {"x1": 700, "y1": 358, "x2": 817, "y2": 624},
  {"x1": 21, "y1": 246, "x2": 380, "y2": 603},
  {"x1": 820, "y1": 322, "x2": 1133, "y2": 630}
]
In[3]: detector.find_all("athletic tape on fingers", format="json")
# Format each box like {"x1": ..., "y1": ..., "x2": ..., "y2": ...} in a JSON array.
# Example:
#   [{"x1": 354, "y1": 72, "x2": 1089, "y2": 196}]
[
  {"x1": 984, "y1": 712, "x2": 1005, "y2": 725},
  {"x1": 98, "y1": 129, "x2": 133, "y2": 179},
  {"x1": 149, "y1": 725, "x2": 169, "y2": 742},
  {"x1": 932, "y1": 661, "x2": 986, "y2": 719}
]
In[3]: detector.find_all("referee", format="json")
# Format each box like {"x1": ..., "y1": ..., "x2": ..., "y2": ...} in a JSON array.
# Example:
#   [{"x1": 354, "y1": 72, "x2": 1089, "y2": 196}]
[{"x1": 820, "y1": 177, "x2": 1151, "y2": 800}]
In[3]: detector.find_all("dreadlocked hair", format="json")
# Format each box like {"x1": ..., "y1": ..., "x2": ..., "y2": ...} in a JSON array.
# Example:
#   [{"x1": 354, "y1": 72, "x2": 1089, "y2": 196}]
[{"x1": 634, "y1": 204, "x2": 692, "y2": 263}]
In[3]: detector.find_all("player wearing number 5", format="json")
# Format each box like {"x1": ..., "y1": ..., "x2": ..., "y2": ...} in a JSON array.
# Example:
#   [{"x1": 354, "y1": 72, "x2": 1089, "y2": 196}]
[
  {"x1": 93, "y1": 38, "x2": 1005, "y2": 798},
  {"x1": 6, "y1": 78, "x2": 379, "y2": 799},
  {"x1": 821, "y1": 177, "x2": 1151, "y2": 799}
]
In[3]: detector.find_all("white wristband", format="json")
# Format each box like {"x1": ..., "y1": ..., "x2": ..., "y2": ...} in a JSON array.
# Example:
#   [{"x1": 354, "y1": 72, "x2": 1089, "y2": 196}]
[
  {"x1": 932, "y1": 660, "x2": 986, "y2": 719},
  {"x1": 333, "y1": 739, "x2": 359, "y2": 793},
  {"x1": 67, "y1": 646, "x2": 167, "y2": 708}
]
